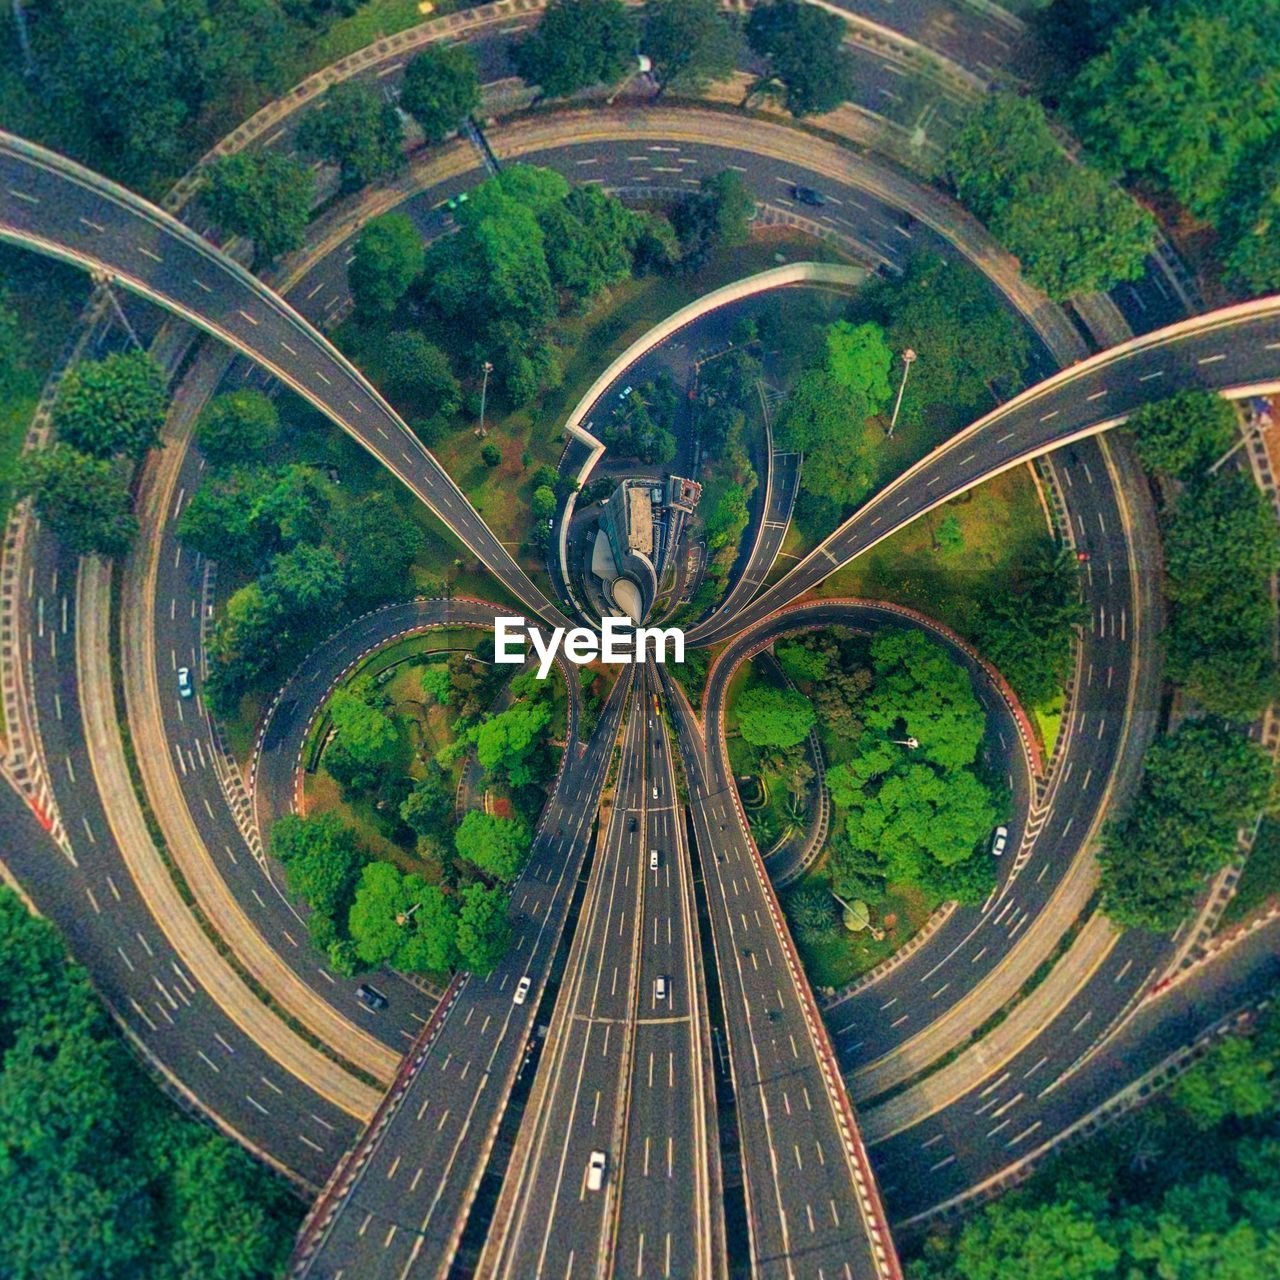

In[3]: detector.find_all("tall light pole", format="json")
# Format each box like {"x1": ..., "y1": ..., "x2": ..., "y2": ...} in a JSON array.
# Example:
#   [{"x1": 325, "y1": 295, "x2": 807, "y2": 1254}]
[
  {"x1": 91, "y1": 270, "x2": 142, "y2": 349},
  {"x1": 888, "y1": 347, "x2": 917, "y2": 438},
  {"x1": 478, "y1": 360, "x2": 493, "y2": 436}
]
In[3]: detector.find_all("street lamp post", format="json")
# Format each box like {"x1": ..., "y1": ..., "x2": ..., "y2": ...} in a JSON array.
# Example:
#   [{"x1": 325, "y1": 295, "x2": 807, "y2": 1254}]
[
  {"x1": 395, "y1": 902, "x2": 421, "y2": 927},
  {"x1": 891, "y1": 736, "x2": 920, "y2": 750},
  {"x1": 888, "y1": 347, "x2": 917, "y2": 438},
  {"x1": 478, "y1": 360, "x2": 493, "y2": 436}
]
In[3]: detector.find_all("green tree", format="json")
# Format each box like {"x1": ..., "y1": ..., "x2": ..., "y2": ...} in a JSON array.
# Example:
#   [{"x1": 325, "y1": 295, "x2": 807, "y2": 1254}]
[
  {"x1": 776, "y1": 639, "x2": 831, "y2": 684},
  {"x1": 531, "y1": 486, "x2": 558, "y2": 522},
  {"x1": 481, "y1": 443, "x2": 502, "y2": 467},
  {"x1": 1068, "y1": 1, "x2": 1280, "y2": 221},
  {"x1": 947, "y1": 93, "x2": 1155, "y2": 300},
  {"x1": 347, "y1": 861, "x2": 415, "y2": 966},
  {"x1": 399, "y1": 43, "x2": 481, "y2": 145},
  {"x1": 203, "y1": 151, "x2": 315, "y2": 264},
  {"x1": 400, "y1": 766, "x2": 453, "y2": 837},
  {"x1": 455, "y1": 882, "x2": 512, "y2": 973},
  {"x1": 854, "y1": 253, "x2": 1031, "y2": 425},
  {"x1": 825, "y1": 320, "x2": 893, "y2": 412},
  {"x1": 973, "y1": 543, "x2": 1085, "y2": 707},
  {"x1": 787, "y1": 884, "x2": 838, "y2": 941},
  {"x1": 775, "y1": 369, "x2": 874, "y2": 506},
  {"x1": 380, "y1": 331, "x2": 461, "y2": 414},
  {"x1": 1126, "y1": 390, "x2": 1237, "y2": 479},
  {"x1": 328, "y1": 683, "x2": 398, "y2": 777},
  {"x1": 642, "y1": 0, "x2": 741, "y2": 94},
  {"x1": 455, "y1": 811, "x2": 532, "y2": 882},
  {"x1": 1173, "y1": 1036, "x2": 1277, "y2": 1130},
  {"x1": 421, "y1": 665, "x2": 453, "y2": 707},
  {"x1": 53, "y1": 351, "x2": 168, "y2": 460},
  {"x1": 335, "y1": 492, "x2": 425, "y2": 605},
  {"x1": 672, "y1": 169, "x2": 756, "y2": 265},
  {"x1": 540, "y1": 185, "x2": 642, "y2": 303},
  {"x1": 297, "y1": 80, "x2": 404, "y2": 191},
  {"x1": 736, "y1": 684, "x2": 817, "y2": 749},
  {"x1": 176, "y1": 464, "x2": 282, "y2": 571},
  {"x1": 513, "y1": 0, "x2": 638, "y2": 98},
  {"x1": 349, "y1": 214, "x2": 427, "y2": 316},
  {"x1": 204, "y1": 580, "x2": 284, "y2": 714},
  {"x1": 262, "y1": 542, "x2": 346, "y2": 620},
  {"x1": 467, "y1": 699, "x2": 553, "y2": 785},
  {"x1": 1222, "y1": 142, "x2": 1280, "y2": 294},
  {"x1": 195, "y1": 389, "x2": 279, "y2": 467},
  {"x1": 270, "y1": 812, "x2": 366, "y2": 943},
  {"x1": 745, "y1": 0, "x2": 852, "y2": 117},
  {"x1": 18, "y1": 445, "x2": 137, "y2": 557}
]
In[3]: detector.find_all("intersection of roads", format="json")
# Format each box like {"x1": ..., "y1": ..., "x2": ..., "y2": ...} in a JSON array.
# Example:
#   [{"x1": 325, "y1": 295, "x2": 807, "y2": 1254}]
[{"x1": 2, "y1": 2, "x2": 1279, "y2": 1278}]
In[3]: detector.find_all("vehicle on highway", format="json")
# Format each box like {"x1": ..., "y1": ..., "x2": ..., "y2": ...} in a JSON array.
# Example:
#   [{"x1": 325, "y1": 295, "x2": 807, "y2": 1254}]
[
  {"x1": 791, "y1": 185, "x2": 827, "y2": 207},
  {"x1": 655, "y1": 975, "x2": 668, "y2": 1001},
  {"x1": 650, "y1": 849, "x2": 660, "y2": 871},
  {"x1": 629, "y1": 816, "x2": 637, "y2": 832},
  {"x1": 619, "y1": 385, "x2": 634, "y2": 399},
  {"x1": 513, "y1": 975, "x2": 532, "y2": 1005},
  {"x1": 356, "y1": 983, "x2": 388, "y2": 1011},
  {"x1": 177, "y1": 666, "x2": 194, "y2": 699},
  {"x1": 586, "y1": 1150, "x2": 607, "y2": 1191},
  {"x1": 991, "y1": 825, "x2": 1009, "y2": 857},
  {"x1": 446, "y1": 191, "x2": 469, "y2": 212},
  {"x1": 652, "y1": 785, "x2": 659, "y2": 799}
]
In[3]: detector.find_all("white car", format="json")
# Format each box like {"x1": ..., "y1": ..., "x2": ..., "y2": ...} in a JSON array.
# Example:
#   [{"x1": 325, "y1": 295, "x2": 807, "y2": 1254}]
[
  {"x1": 654, "y1": 975, "x2": 668, "y2": 1001},
  {"x1": 513, "y1": 976, "x2": 532, "y2": 1005},
  {"x1": 586, "y1": 1150, "x2": 607, "y2": 1191},
  {"x1": 991, "y1": 826, "x2": 1009, "y2": 857},
  {"x1": 177, "y1": 667, "x2": 194, "y2": 700},
  {"x1": 649, "y1": 849, "x2": 660, "y2": 871},
  {"x1": 652, "y1": 785, "x2": 659, "y2": 799}
]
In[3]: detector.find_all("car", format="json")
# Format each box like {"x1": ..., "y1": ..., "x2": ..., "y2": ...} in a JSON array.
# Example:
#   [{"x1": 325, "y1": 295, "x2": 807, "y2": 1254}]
[
  {"x1": 356, "y1": 983, "x2": 388, "y2": 1012},
  {"x1": 652, "y1": 785, "x2": 659, "y2": 799},
  {"x1": 629, "y1": 816, "x2": 637, "y2": 833},
  {"x1": 446, "y1": 191, "x2": 469, "y2": 212},
  {"x1": 654, "y1": 975, "x2": 668, "y2": 1001},
  {"x1": 1076, "y1": 550, "x2": 1091, "y2": 562},
  {"x1": 177, "y1": 667, "x2": 194, "y2": 700},
  {"x1": 586, "y1": 1150, "x2": 607, "y2": 1192},
  {"x1": 991, "y1": 825, "x2": 1009, "y2": 857},
  {"x1": 650, "y1": 849, "x2": 660, "y2": 871},
  {"x1": 513, "y1": 975, "x2": 532, "y2": 1005},
  {"x1": 791, "y1": 185, "x2": 827, "y2": 207},
  {"x1": 619, "y1": 385, "x2": 634, "y2": 399}
]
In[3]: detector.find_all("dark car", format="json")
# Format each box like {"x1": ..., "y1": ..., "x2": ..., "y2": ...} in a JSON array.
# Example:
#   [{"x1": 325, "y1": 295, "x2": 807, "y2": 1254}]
[
  {"x1": 356, "y1": 983, "x2": 388, "y2": 1012},
  {"x1": 629, "y1": 816, "x2": 638, "y2": 833},
  {"x1": 792, "y1": 185, "x2": 827, "y2": 207}
]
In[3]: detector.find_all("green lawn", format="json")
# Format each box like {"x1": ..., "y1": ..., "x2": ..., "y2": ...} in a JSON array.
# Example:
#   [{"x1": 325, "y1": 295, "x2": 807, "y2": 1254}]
[{"x1": 787, "y1": 866, "x2": 939, "y2": 991}]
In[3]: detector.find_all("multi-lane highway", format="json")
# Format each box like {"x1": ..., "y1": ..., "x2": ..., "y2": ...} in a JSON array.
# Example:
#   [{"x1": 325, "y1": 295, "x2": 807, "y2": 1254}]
[{"x1": 484, "y1": 665, "x2": 719, "y2": 1279}]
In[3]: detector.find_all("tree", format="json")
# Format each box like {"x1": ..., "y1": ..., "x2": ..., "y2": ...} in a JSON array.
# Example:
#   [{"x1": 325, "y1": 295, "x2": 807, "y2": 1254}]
[
  {"x1": 400, "y1": 766, "x2": 453, "y2": 837},
  {"x1": 1172, "y1": 1036, "x2": 1277, "y2": 1130},
  {"x1": 776, "y1": 639, "x2": 831, "y2": 684},
  {"x1": 328, "y1": 683, "x2": 398, "y2": 778},
  {"x1": 203, "y1": 151, "x2": 314, "y2": 264},
  {"x1": 335, "y1": 492, "x2": 424, "y2": 604},
  {"x1": 481, "y1": 443, "x2": 502, "y2": 467},
  {"x1": 380, "y1": 331, "x2": 461, "y2": 414},
  {"x1": 18, "y1": 445, "x2": 137, "y2": 557},
  {"x1": 297, "y1": 81, "x2": 404, "y2": 191},
  {"x1": 1100, "y1": 721, "x2": 1271, "y2": 930},
  {"x1": 947, "y1": 93, "x2": 1154, "y2": 300},
  {"x1": 349, "y1": 214, "x2": 426, "y2": 316},
  {"x1": 854, "y1": 254, "x2": 1031, "y2": 425},
  {"x1": 1067, "y1": 1, "x2": 1280, "y2": 221},
  {"x1": 454, "y1": 811, "x2": 532, "y2": 882},
  {"x1": 421, "y1": 665, "x2": 452, "y2": 707},
  {"x1": 775, "y1": 369, "x2": 875, "y2": 506},
  {"x1": 672, "y1": 169, "x2": 756, "y2": 265},
  {"x1": 347, "y1": 861, "x2": 414, "y2": 966},
  {"x1": 787, "y1": 884, "x2": 838, "y2": 941},
  {"x1": 973, "y1": 543, "x2": 1084, "y2": 707},
  {"x1": 455, "y1": 882, "x2": 512, "y2": 973},
  {"x1": 540, "y1": 185, "x2": 642, "y2": 304},
  {"x1": 195, "y1": 389, "x2": 279, "y2": 468},
  {"x1": 745, "y1": 0, "x2": 852, "y2": 117},
  {"x1": 737, "y1": 684, "x2": 817, "y2": 749},
  {"x1": 399, "y1": 44, "x2": 481, "y2": 145},
  {"x1": 1126, "y1": 390, "x2": 1237, "y2": 479},
  {"x1": 642, "y1": 0, "x2": 741, "y2": 94},
  {"x1": 825, "y1": 320, "x2": 893, "y2": 412},
  {"x1": 1222, "y1": 141, "x2": 1280, "y2": 295},
  {"x1": 176, "y1": 464, "x2": 282, "y2": 571},
  {"x1": 531, "y1": 486, "x2": 557, "y2": 523},
  {"x1": 204, "y1": 581, "x2": 285, "y2": 714},
  {"x1": 262, "y1": 542, "x2": 346, "y2": 620},
  {"x1": 270, "y1": 812, "x2": 366, "y2": 942},
  {"x1": 468, "y1": 699, "x2": 553, "y2": 785},
  {"x1": 513, "y1": 0, "x2": 638, "y2": 98},
  {"x1": 52, "y1": 351, "x2": 168, "y2": 460},
  {"x1": 864, "y1": 628, "x2": 987, "y2": 772}
]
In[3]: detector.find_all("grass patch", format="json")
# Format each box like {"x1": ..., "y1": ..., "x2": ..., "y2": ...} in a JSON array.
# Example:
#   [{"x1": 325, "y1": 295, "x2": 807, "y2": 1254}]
[
  {"x1": 789, "y1": 866, "x2": 939, "y2": 991},
  {"x1": 302, "y1": 0, "x2": 444, "y2": 69},
  {"x1": 1222, "y1": 816, "x2": 1280, "y2": 927}
]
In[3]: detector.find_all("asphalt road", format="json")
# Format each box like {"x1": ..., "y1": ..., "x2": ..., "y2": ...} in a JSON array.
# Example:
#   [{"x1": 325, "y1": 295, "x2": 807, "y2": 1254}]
[
  {"x1": 486, "y1": 664, "x2": 717, "y2": 1279},
  {"x1": 294, "y1": 671, "x2": 630, "y2": 1280},
  {"x1": 665, "y1": 669, "x2": 897, "y2": 1280}
]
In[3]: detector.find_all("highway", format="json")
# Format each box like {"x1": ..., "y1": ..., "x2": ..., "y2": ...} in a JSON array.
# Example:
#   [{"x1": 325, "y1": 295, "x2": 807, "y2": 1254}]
[
  {"x1": 293, "y1": 671, "x2": 631, "y2": 1280},
  {"x1": 484, "y1": 665, "x2": 719, "y2": 1279},
  {"x1": 664, "y1": 670, "x2": 899, "y2": 1280},
  {"x1": 0, "y1": 130, "x2": 571, "y2": 632}
]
